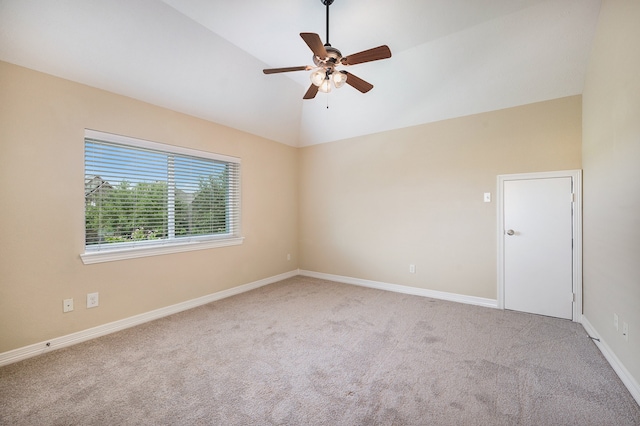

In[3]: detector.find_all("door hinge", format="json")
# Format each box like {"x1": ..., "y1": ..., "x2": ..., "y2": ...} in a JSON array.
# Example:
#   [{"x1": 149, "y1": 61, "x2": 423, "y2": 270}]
[
  {"x1": 570, "y1": 193, "x2": 575, "y2": 202},
  {"x1": 572, "y1": 293, "x2": 576, "y2": 302}
]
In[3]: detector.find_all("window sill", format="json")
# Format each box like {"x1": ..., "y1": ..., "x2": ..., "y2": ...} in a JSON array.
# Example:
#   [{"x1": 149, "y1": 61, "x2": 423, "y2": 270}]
[{"x1": 80, "y1": 237, "x2": 244, "y2": 265}]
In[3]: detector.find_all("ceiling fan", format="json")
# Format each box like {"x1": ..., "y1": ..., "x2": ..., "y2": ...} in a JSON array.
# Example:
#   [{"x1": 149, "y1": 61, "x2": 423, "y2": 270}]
[{"x1": 262, "y1": 0, "x2": 392, "y2": 99}]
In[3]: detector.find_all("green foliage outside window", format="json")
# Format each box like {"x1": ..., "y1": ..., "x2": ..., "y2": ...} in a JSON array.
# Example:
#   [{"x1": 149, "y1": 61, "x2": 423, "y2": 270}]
[{"x1": 85, "y1": 170, "x2": 229, "y2": 246}]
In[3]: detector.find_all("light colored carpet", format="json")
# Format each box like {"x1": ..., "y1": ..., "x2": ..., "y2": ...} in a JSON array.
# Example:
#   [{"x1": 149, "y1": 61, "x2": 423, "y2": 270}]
[{"x1": 1, "y1": 276, "x2": 639, "y2": 425}]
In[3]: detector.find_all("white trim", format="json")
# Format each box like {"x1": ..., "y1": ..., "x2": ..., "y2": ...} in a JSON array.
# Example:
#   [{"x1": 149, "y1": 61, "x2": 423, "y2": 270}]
[
  {"x1": 299, "y1": 270, "x2": 498, "y2": 308},
  {"x1": 85, "y1": 129, "x2": 241, "y2": 164},
  {"x1": 582, "y1": 316, "x2": 640, "y2": 406},
  {"x1": 81, "y1": 237, "x2": 244, "y2": 264},
  {"x1": 0, "y1": 270, "x2": 299, "y2": 367},
  {"x1": 497, "y1": 169, "x2": 583, "y2": 322}
]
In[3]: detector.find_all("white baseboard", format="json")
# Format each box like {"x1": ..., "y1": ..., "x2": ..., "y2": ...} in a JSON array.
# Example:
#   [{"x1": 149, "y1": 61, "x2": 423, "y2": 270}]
[
  {"x1": 299, "y1": 270, "x2": 498, "y2": 309},
  {"x1": 0, "y1": 270, "x2": 299, "y2": 367},
  {"x1": 582, "y1": 315, "x2": 640, "y2": 406}
]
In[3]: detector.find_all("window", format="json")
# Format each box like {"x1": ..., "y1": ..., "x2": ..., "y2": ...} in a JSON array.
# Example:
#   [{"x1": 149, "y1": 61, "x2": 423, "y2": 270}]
[{"x1": 82, "y1": 130, "x2": 241, "y2": 264}]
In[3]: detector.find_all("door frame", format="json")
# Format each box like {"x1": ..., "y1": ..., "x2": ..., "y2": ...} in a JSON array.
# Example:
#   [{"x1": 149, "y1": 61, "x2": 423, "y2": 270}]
[{"x1": 497, "y1": 170, "x2": 582, "y2": 322}]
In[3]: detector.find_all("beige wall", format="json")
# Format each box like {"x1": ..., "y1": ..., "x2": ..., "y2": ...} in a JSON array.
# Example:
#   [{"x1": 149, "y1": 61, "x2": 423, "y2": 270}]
[
  {"x1": 299, "y1": 97, "x2": 582, "y2": 299},
  {"x1": 582, "y1": 0, "x2": 640, "y2": 384},
  {"x1": 0, "y1": 61, "x2": 298, "y2": 353},
  {"x1": 0, "y1": 61, "x2": 585, "y2": 356}
]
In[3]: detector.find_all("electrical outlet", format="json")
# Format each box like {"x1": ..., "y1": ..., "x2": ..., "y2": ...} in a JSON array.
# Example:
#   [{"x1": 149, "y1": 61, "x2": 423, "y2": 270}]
[
  {"x1": 287, "y1": 253, "x2": 291, "y2": 261},
  {"x1": 63, "y1": 298, "x2": 73, "y2": 313},
  {"x1": 614, "y1": 313, "x2": 619, "y2": 331},
  {"x1": 622, "y1": 322, "x2": 629, "y2": 341},
  {"x1": 87, "y1": 292, "x2": 99, "y2": 308},
  {"x1": 409, "y1": 264, "x2": 416, "y2": 274}
]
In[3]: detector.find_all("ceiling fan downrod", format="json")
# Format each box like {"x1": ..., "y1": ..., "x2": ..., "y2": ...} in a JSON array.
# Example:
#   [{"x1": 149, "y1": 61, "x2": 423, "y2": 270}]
[{"x1": 322, "y1": 0, "x2": 334, "y2": 47}]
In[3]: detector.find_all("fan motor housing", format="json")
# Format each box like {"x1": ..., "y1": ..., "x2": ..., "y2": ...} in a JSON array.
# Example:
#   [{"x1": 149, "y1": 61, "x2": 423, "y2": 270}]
[{"x1": 313, "y1": 46, "x2": 342, "y2": 68}]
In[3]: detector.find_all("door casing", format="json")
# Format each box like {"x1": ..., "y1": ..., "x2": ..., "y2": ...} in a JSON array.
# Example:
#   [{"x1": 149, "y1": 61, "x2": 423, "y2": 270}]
[{"x1": 497, "y1": 170, "x2": 582, "y2": 322}]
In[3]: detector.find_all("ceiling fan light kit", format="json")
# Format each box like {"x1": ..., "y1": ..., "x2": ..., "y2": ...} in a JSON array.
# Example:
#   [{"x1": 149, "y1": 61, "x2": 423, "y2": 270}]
[
  {"x1": 310, "y1": 66, "x2": 347, "y2": 93},
  {"x1": 263, "y1": 0, "x2": 391, "y2": 99}
]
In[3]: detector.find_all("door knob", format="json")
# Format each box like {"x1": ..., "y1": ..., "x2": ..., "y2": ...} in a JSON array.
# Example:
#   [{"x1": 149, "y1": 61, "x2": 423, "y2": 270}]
[{"x1": 506, "y1": 229, "x2": 515, "y2": 236}]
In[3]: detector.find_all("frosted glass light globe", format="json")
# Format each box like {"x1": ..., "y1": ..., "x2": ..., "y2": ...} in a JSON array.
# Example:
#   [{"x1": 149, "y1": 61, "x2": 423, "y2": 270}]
[
  {"x1": 318, "y1": 78, "x2": 332, "y2": 93},
  {"x1": 310, "y1": 68, "x2": 326, "y2": 87},
  {"x1": 332, "y1": 71, "x2": 347, "y2": 88}
]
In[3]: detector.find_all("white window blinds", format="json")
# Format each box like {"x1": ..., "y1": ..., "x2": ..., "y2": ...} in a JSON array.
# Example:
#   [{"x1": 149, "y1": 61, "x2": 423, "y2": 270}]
[{"x1": 84, "y1": 130, "x2": 240, "y2": 255}]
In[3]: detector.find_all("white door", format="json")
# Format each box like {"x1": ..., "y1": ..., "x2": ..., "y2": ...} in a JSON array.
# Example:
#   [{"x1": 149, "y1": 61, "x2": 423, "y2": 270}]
[{"x1": 502, "y1": 176, "x2": 574, "y2": 320}]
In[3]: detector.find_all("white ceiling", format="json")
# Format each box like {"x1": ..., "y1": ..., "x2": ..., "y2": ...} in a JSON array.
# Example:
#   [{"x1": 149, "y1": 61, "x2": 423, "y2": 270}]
[{"x1": 0, "y1": 0, "x2": 601, "y2": 147}]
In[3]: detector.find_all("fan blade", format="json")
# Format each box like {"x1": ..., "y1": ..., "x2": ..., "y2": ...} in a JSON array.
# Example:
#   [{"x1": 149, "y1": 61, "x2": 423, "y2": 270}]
[
  {"x1": 263, "y1": 66, "x2": 311, "y2": 74},
  {"x1": 341, "y1": 71, "x2": 373, "y2": 93},
  {"x1": 300, "y1": 33, "x2": 328, "y2": 58},
  {"x1": 303, "y1": 84, "x2": 319, "y2": 100},
  {"x1": 341, "y1": 45, "x2": 392, "y2": 66}
]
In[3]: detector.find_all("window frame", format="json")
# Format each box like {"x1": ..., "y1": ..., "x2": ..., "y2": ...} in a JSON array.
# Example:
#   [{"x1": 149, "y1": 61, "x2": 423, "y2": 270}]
[{"x1": 81, "y1": 129, "x2": 242, "y2": 265}]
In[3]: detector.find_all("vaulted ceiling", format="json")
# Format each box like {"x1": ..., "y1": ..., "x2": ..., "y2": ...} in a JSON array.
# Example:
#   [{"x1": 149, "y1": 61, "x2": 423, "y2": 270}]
[{"x1": 0, "y1": 0, "x2": 601, "y2": 146}]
